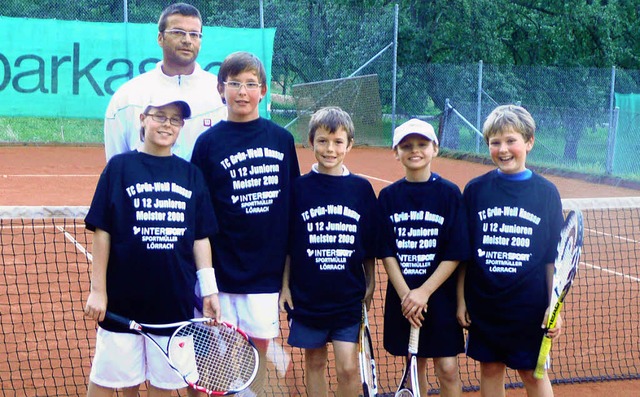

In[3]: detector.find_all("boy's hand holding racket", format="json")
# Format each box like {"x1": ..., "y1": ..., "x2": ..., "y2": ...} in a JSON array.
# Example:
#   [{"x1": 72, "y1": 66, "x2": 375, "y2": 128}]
[
  {"x1": 401, "y1": 289, "x2": 429, "y2": 328},
  {"x1": 84, "y1": 290, "x2": 108, "y2": 322},
  {"x1": 202, "y1": 294, "x2": 221, "y2": 324},
  {"x1": 542, "y1": 308, "x2": 563, "y2": 339},
  {"x1": 197, "y1": 267, "x2": 221, "y2": 324},
  {"x1": 279, "y1": 256, "x2": 294, "y2": 312},
  {"x1": 364, "y1": 285, "x2": 375, "y2": 311}
]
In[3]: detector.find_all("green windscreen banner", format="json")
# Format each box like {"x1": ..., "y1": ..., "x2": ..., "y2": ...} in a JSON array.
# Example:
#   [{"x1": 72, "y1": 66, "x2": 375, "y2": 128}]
[
  {"x1": 613, "y1": 93, "x2": 640, "y2": 175},
  {"x1": 0, "y1": 16, "x2": 275, "y2": 119}
]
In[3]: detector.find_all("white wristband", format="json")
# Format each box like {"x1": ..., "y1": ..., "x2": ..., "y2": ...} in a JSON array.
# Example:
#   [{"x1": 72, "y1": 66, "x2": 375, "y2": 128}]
[{"x1": 197, "y1": 268, "x2": 218, "y2": 296}]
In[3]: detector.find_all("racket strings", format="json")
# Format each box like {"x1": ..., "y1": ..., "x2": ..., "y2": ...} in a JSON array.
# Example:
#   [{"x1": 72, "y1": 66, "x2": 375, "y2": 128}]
[
  {"x1": 362, "y1": 332, "x2": 374, "y2": 385},
  {"x1": 175, "y1": 323, "x2": 257, "y2": 392},
  {"x1": 553, "y1": 216, "x2": 582, "y2": 296},
  {"x1": 360, "y1": 306, "x2": 377, "y2": 397}
]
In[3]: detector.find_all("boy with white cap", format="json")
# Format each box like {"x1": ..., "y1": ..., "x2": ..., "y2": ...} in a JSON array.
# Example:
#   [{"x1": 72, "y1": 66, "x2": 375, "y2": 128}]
[
  {"x1": 84, "y1": 92, "x2": 220, "y2": 397},
  {"x1": 377, "y1": 118, "x2": 471, "y2": 397}
]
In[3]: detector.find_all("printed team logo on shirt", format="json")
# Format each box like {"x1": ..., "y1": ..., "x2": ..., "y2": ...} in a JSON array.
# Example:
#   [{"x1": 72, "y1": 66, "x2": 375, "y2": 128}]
[
  {"x1": 124, "y1": 180, "x2": 192, "y2": 251},
  {"x1": 300, "y1": 204, "x2": 360, "y2": 271},
  {"x1": 220, "y1": 146, "x2": 285, "y2": 214},
  {"x1": 477, "y1": 204, "x2": 543, "y2": 275},
  {"x1": 390, "y1": 209, "x2": 444, "y2": 275},
  {"x1": 481, "y1": 248, "x2": 532, "y2": 274}
]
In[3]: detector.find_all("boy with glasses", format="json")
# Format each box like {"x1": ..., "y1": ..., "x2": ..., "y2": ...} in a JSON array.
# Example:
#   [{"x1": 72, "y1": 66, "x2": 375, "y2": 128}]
[
  {"x1": 85, "y1": 91, "x2": 220, "y2": 397},
  {"x1": 104, "y1": 2, "x2": 226, "y2": 162},
  {"x1": 191, "y1": 51, "x2": 300, "y2": 395}
]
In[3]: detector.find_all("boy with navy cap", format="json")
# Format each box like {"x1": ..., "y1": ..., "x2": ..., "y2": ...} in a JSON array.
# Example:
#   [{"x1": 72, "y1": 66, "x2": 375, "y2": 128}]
[{"x1": 84, "y1": 91, "x2": 220, "y2": 397}]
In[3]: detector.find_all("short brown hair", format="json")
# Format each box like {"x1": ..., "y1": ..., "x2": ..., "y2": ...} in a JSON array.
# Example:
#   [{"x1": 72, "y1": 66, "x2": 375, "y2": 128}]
[
  {"x1": 483, "y1": 105, "x2": 535, "y2": 145},
  {"x1": 308, "y1": 106, "x2": 355, "y2": 145},
  {"x1": 217, "y1": 52, "x2": 267, "y2": 95}
]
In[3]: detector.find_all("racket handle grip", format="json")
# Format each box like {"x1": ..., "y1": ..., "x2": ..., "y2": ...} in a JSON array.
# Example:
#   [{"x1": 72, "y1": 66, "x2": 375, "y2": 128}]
[
  {"x1": 534, "y1": 335, "x2": 553, "y2": 379},
  {"x1": 408, "y1": 326, "x2": 419, "y2": 354},
  {"x1": 546, "y1": 300, "x2": 564, "y2": 329},
  {"x1": 104, "y1": 311, "x2": 133, "y2": 328}
]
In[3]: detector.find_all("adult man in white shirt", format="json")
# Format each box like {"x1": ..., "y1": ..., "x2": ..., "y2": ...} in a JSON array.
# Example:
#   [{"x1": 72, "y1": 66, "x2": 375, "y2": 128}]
[{"x1": 104, "y1": 2, "x2": 226, "y2": 162}]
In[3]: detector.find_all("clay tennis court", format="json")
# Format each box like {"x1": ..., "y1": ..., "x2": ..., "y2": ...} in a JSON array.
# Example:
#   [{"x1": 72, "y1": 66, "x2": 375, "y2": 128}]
[
  {"x1": 2, "y1": 145, "x2": 639, "y2": 205},
  {"x1": 1, "y1": 145, "x2": 638, "y2": 396}
]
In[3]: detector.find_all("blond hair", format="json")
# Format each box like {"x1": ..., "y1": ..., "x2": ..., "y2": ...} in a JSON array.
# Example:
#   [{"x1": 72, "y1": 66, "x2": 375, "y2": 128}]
[{"x1": 482, "y1": 105, "x2": 535, "y2": 145}]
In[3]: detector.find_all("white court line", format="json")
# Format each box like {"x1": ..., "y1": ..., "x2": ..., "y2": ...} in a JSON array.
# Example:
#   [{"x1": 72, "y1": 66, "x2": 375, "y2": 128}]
[
  {"x1": 582, "y1": 261, "x2": 640, "y2": 282},
  {"x1": 56, "y1": 225, "x2": 93, "y2": 262},
  {"x1": 4, "y1": 174, "x2": 98, "y2": 177},
  {"x1": 586, "y1": 226, "x2": 639, "y2": 244},
  {"x1": 581, "y1": 226, "x2": 640, "y2": 282},
  {"x1": 357, "y1": 173, "x2": 393, "y2": 185}
]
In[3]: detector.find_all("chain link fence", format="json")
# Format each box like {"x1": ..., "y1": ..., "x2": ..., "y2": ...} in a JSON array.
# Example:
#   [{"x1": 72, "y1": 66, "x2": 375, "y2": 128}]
[
  {"x1": 432, "y1": 63, "x2": 640, "y2": 178},
  {"x1": 2, "y1": 0, "x2": 639, "y2": 179}
]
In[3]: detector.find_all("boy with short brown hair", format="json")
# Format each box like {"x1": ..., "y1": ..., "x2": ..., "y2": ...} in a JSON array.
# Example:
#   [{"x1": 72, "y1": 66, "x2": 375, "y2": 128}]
[
  {"x1": 280, "y1": 106, "x2": 377, "y2": 396},
  {"x1": 191, "y1": 51, "x2": 300, "y2": 395}
]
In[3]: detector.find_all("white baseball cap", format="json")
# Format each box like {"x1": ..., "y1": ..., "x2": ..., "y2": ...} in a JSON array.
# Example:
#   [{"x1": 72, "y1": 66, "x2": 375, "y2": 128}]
[
  {"x1": 392, "y1": 118, "x2": 438, "y2": 148},
  {"x1": 143, "y1": 91, "x2": 191, "y2": 119}
]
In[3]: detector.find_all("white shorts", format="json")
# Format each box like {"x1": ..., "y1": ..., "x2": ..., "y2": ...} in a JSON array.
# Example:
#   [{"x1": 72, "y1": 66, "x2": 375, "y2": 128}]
[
  {"x1": 89, "y1": 327, "x2": 186, "y2": 390},
  {"x1": 219, "y1": 292, "x2": 280, "y2": 339}
]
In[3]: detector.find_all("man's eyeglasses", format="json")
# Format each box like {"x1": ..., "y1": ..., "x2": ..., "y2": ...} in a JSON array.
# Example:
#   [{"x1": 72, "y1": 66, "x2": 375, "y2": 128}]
[
  {"x1": 145, "y1": 113, "x2": 185, "y2": 127},
  {"x1": 163, "y1": 29, "x2": 203, "y2": 40},
  {"x1": 224, "y1": 81, "x2": 262, "y2": 91}
]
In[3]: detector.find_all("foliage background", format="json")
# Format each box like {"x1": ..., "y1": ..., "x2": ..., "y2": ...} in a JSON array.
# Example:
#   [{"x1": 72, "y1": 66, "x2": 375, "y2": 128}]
[{"x1": 2, "y1": 0, "x2": 640, "y2": 179}]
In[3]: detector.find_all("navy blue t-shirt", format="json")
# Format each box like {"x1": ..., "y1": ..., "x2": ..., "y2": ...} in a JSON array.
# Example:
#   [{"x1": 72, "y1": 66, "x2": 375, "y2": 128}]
[
  {"x1": 378, "y1": 173, "x2": 471, "y2": 285},
  {"x1": 378, "y1": 173, "x2": 470, "y2": 356},
  {"x1": 191, "y1": 118, "x2": 300, "y2": 293},
  {"x1": 85, "y1": 151, "x2": 218, "y2": 334},
  {"x1": 287, "y1": 169, "x2": 377, "y2": 328},
  {"x1": 463, "y1": 170, "x2": 563, "y2": 340}
]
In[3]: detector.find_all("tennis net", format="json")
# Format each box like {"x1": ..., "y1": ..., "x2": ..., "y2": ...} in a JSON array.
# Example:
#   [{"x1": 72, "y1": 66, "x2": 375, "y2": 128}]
[{"x1": 1, "y1": 198, "x2": 639, "y2": 396}]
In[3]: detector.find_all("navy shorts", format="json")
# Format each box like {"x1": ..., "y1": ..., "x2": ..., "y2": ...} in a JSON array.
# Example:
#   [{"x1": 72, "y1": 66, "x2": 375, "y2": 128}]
[
  {"x1": 466, "y1": 323, "x2": 546, "y2": 370},
  {"x1": 287, "y1": 319, "x2": 360, "y2": 349}
]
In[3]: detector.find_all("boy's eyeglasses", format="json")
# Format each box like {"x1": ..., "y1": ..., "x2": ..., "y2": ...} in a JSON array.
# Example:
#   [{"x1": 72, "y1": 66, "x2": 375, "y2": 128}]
[
  {"x1": 163, "y1": 29, "x2": 203, "y2": 40},
  {"x1": 224, "y1": 81, "x2": 262, "y2": 91},
  {"x1": 145, "y1": 113, "x2": 185, "y2": 127}
]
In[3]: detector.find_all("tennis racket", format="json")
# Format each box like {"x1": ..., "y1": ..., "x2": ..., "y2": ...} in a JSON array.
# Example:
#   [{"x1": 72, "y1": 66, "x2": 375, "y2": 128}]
[
  {"x1": 533, "y1": 209, "x2": 584, "y2": 379},
  {"x1": 359, "y1": 302, "x2": 378, "y2": 396},
  {"x1": 104, "y1": 312, "x2": 259, "y2": 395},
  {"x1": 395, "y1": 326, "x2": 421, "y2": 397}
]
